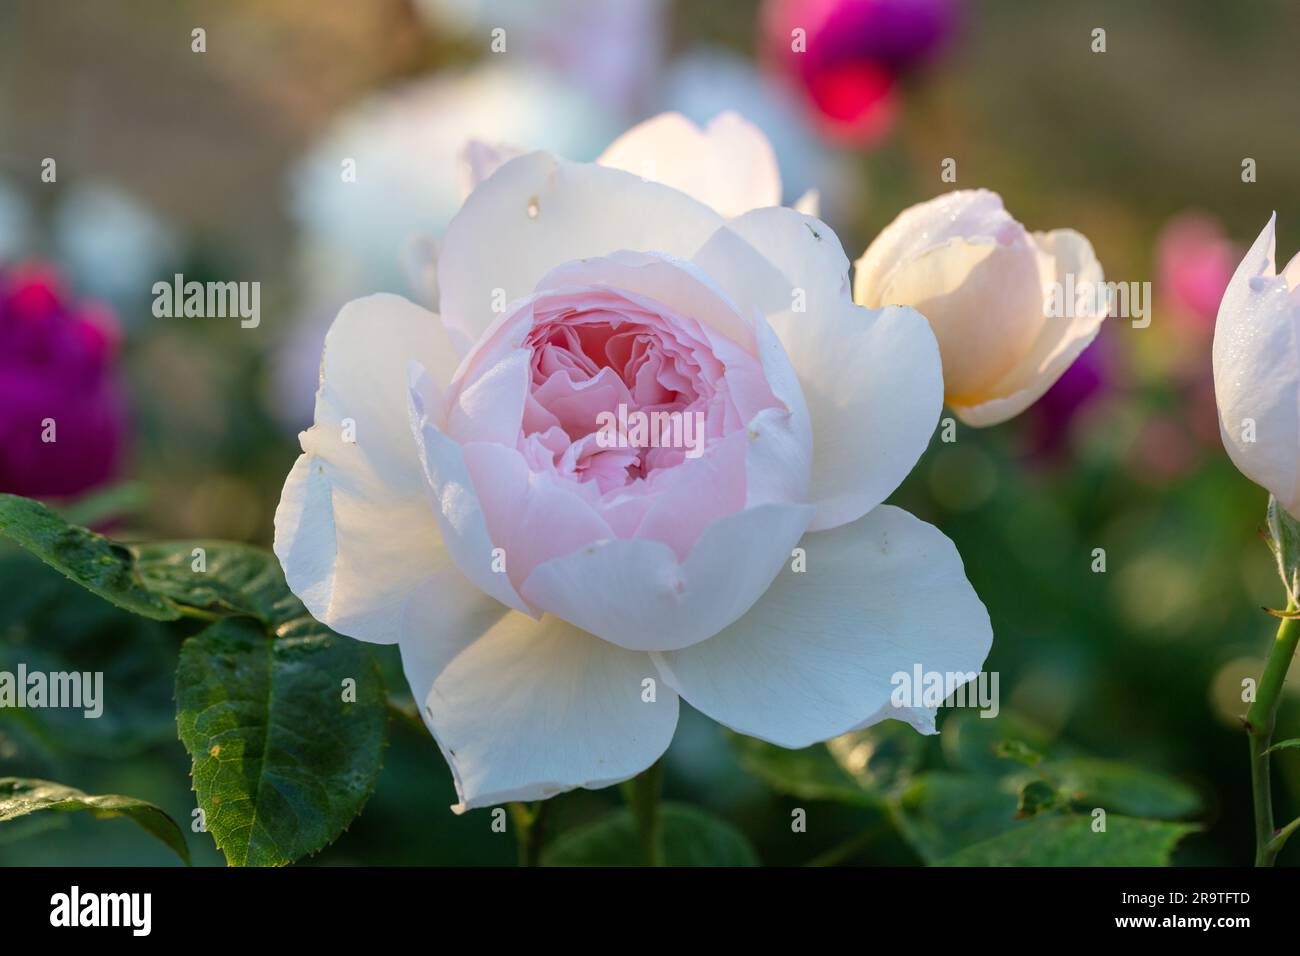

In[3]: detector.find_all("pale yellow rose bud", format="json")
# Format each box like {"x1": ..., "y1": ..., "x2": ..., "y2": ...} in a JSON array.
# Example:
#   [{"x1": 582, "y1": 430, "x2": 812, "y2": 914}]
[{"x1": 854, "y1": 189, "x2": 1107, "y2": 427}]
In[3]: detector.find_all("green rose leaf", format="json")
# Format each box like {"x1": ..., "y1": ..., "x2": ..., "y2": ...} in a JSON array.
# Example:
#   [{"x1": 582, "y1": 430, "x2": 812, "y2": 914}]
[
  {"x1": 0, "y1": 547, "x2": 179, "y2": 759},
  {"x1": 732, "y1": 735, "x2": 877, "y2": 806},
  {"x1": 132, "y1": 540, "x2": 306, "y2": 623},
  {"x1": 937, "y1": 813, "x2": 1198, "y2": 866},
  {"x1": 0, "y1": 494, "x2": 178, "y2": 621},
  {"x1": 995, "y1": 739, "x2": 1045, "y2": 768},
  {"x1": 0, "y1": 777, "x2": 190, "y2": 864},
  {"x1": 1016, "y1": 779, "x2": 1059, "y2": 819},
  {"x1": 733, "y1": 721, "x2": 926, "y2": 807},
  {"x1": 176, "y1": 615, "x2": 386, "y2": 867},
  {"x1": 1046, "y1": 756, "x2": 1202, "y2": 820},
  {"x1": 0, "y1": 501, "x2": 388, "y2": 867},
  {"x1": 1266, "y1": 738, "x2": 1300, "y2": 755},
  {"x1": 941, "y1": 710, "x2": 1054, "y2": 775},
  {"x1": 897, "y1": 771, "x2": 1027, "y2": 863},
  {"x1": 542, "y1": 803, "x2": 758, "y2": 866}
]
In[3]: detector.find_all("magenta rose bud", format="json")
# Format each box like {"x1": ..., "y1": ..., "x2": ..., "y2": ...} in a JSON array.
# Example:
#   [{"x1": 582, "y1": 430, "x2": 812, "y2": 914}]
[
  {"x1": 0, "y1": 262, "x2": 127, "y2": 498},
  {"x1": 761, "y1": 0, "x2": 958, "y2": 144},
  {"x1": 1023, "y1": 333, "x2": 1110, "y2": 462}
]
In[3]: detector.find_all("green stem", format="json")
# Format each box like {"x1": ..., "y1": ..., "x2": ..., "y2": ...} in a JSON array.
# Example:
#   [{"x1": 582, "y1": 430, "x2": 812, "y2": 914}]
[
  {"x1": 1246, "y1": 609, "x2": 1300, "y2": 866},
  {"x1": 509, "y1": 801, "x2": 548, "y2": 867},
  {"x1": 803, "y1": 824, "x2": 886, "y2": 867},
  {"x1": 1266, "y1": 814, "x2": 1300, "y2": 858},
  {"x1": 622, "y1": 759, "x2": 663, "y2": 866},
  {"x1": 174, "y1": 604, "x2": 225, "y2": 623}
]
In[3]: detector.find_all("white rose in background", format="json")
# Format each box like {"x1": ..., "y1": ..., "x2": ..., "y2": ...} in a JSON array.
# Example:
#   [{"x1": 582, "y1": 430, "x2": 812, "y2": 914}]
[
  {"x1": 289, "y1": 64, "x2": 619, "y2": 300},
  {"x1": 275, "y1": 121, "x2": 993, "y2": 810},
  {"x1": 0, "y1": 176, "x2": 176, "y2": 322},
  {"x1": 0, "y1": 177, "x2": 33, "y2": 262},
  {"x1": 412, "y1": 0, "x2": 666, "y2": 116},
  {"x1": 1213, "y1": 213, "x2": 1300, "y2": 514},
  {"x1": 854, "y1": 189, "x2": 1106, "y2": 427},
  {"x1": 272, "y1": 65, "x2": 619, "y2": 431}
]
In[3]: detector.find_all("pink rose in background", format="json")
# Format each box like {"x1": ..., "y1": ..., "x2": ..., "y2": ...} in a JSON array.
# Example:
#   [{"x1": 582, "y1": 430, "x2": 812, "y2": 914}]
[
  {"x1": 1156, "y1": 212, "x2": 1240, "y2": 332},
  {"x1": 0, "y1": 263, "x2": 126, "y2": 498},
  {"x1": 1147, "y1": 212, "x2": 1243, "y2": 473},
  {"x1": 760, "y1": 0, "x2": 958, "y2": 145}
]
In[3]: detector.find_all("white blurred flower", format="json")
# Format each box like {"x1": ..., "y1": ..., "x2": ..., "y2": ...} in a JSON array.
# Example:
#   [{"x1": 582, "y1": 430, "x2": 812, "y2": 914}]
[
  {"x1": 0, "y1": 177, "x2": 34, "y2": 262},
  {"x1": 412, "y1": 0, "x2": 665, "y2": 114},
  {"x1": 274, "y1": 65, "x2": 620, "y2": 430},
  {"x1": 0, "y1": 177, "x2": 174, "y2": 322},
  {"x1": 53, "y1": 182, "x2": 178, "y2": 313},
  {"x1": 289, "y1": 64, "x2": 619, "y2": 300}
]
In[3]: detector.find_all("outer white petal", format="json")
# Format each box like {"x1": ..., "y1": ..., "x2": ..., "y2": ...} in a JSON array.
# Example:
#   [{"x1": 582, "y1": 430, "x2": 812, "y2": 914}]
[
  {"x1": 399, "y1": 588, "x2": 679, "y2": 812},
  {"x1": 273, "y1": 294, "x2": 460, "y2": 644},
  {"x1": 597, "y1": 111, "x2": 782, "y2": 219},
  {"x1": 1213, "y1": 213, "x2": 1300, "y2": 512},
  {"x1": 692, "y1": 205, "x2": 852, "y2": 325},
  {"x1": 693, "y1": 207, "x2": 941, "y2": 529},
  {"x1": 782, "y1": 301, "x2": 942, "y2": 530},
  {"x1": 952, "y1": 229, "x2": 1107, "y2": 427},
  {"x1": 521, "y1": 503, "x2": 815, "y2": 652},
  {"x1": 436, "y1": 151, "x2": 725, "y2": 353},
  {"x1": 651, "y1": 506, "x2": 993, "y2": 749}
]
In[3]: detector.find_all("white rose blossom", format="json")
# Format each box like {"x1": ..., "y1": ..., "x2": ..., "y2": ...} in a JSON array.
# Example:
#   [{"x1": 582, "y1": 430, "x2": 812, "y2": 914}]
[{"x1": 275, "y1": 113, "x2": 993, "y2": 811}]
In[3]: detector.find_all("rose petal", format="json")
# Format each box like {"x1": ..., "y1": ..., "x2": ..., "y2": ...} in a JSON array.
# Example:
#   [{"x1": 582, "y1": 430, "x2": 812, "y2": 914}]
[
  {"x1": 953, "y1": 229, "x2": 1107, "y2": 426},
  {"x1": 536, "y1": 250, "x2": 759, "y2": 354},
  {"x1": 1213, "y1": 213, "x2": 1300, "y2": 511},
  {"x1": 853, "y1": 189, "x2": 1021, "y2": 308},
  {"x1": 273, "y1": 294, "x2": 461, "y2": 644},
  {"x1": 651, "y1": 506, "x2": 993, "y2": 748},
  {"x1": 691, "y1": 207, "x2": 941, "y2": 529},
  {"x1": 460, "y1": 441, "x2": 616, "y2": 590},
  {"x1": 597, "y1": 111, "x2": 782, "y2": 219},
  {"x1": 437, "y1": 151, "x2": 725, "y2": 353},
  {"x1": 521, "y1": 502, "x2": 814, "y2": 651},
  {"x1": 871, "y1": 231, "x2": 1045, "y2": 400},
  {"x1": 691, "y1": 206, "x2": 852, "y2": 326},
  {"x1": 399, "y1": 586, "x2": 678, "y2": 812},
  {"x1": 745, "y1": 317, "x2": 813, "y2": 507}
]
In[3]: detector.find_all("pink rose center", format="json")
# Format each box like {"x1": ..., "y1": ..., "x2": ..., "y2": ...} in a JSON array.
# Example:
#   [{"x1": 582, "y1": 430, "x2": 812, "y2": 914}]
[
  {"x1": 517, "y1": 290, "x2": 739, "y2": 494},
  {"x1": 448, "y1": 279, "x2": 784, "y2": 569}
]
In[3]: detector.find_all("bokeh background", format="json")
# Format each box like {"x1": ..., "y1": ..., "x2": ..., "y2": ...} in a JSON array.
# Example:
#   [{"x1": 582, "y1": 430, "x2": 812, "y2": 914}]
[{"x1": 2, "y1": 0, "x2": 1299, "y2": 865}]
